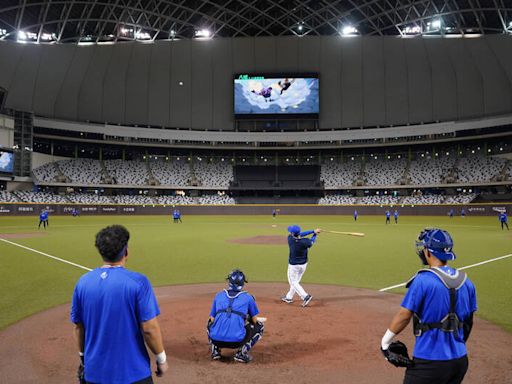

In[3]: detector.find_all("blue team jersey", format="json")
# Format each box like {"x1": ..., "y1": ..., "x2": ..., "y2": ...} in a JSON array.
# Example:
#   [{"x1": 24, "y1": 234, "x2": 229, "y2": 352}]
[
  {"x1": 386, "y1": 212, "x2": 390, "y2": 218},
  {"x1": 499, "y1": 213, "x2": 507, "y2": 222},
  {"x1": 288, "y1": 235, "x2": 314, "y2": 265},
  {"x1": 394, "y1": 212, "x2": 398, "y2": 217},
  {"x1": 209, "y1": 290, "x2": 259, "y2": 342},
  {"x1": 71, "y1": 267, "x2": 160, "y2": 384},
  {"x1": 401, "y1": 266, "x2": 477, "y2": 360},
  {"x1": 39, "y1": 212, "x2": 45, "y2": 220}
]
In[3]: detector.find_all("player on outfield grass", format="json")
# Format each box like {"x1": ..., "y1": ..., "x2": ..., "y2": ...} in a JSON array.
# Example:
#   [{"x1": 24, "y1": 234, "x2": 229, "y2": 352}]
[
  {"x1": 385, "y1": 210, "x2": 391, "y2": 225},
  {"x1": 354, "y1": 210, "x2": 358, "y2": 221},
  {"x1": 394, "y1": 210, "x2": 399, "y2": 224},
  {"x1": 207, "y1": 269, "x2": 264, "y2": 363},
  {"x1": 381, "y1": 228, "x2": 477, "y2": 384},
  {"x1": 499, "y1": 212, "x2": 509, "y2": 230},
  {"x1": 449, "y1": 209, "x2": 454, "y2": 219},
  {"x1": 38, "y1": 209, "x2": 48, "y2": 229},
  {"x1": 461, "y1": 208, "x2": 466, "y2": 218},
  {"x1": 281, "y1": 225, "x2": 321, "y2": 307}
]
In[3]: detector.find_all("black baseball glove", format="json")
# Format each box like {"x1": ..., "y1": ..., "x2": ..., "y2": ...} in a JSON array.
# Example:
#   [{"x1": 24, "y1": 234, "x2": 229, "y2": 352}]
[{"x1": 381, "y1": 341, "x2": 414, "y2": 368}]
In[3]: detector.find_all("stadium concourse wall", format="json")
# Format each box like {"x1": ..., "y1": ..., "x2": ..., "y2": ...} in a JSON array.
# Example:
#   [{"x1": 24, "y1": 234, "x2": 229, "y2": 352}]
[{"x1": 0, "y1": 203, "x2": 510, "y2": 216}]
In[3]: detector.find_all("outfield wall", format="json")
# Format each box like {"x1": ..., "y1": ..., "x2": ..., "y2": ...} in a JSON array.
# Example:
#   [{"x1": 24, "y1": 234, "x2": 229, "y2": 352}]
[{"x1": 0, "y1": 203, "x2": 510, "y2": 216}]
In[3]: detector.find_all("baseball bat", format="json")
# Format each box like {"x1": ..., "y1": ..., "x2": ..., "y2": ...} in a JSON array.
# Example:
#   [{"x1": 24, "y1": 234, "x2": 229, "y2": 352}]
[{"x1": 323, "y1": 230, "x2": 365, "y2": 237}]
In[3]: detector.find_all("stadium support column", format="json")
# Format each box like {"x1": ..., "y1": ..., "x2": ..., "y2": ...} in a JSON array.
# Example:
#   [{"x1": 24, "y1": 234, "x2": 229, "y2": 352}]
[{"x1": 13, "y1": 111, "x2": 33, "y2": 177}]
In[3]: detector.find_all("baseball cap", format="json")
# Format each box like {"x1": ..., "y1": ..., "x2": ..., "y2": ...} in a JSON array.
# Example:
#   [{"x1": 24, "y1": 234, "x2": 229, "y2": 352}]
[
  {"x1": 417, "y1": 228, "x2": 456, "y2": 261},
  {"x1": 288, "y1": 225, "x2": 301, "y2": 235}
]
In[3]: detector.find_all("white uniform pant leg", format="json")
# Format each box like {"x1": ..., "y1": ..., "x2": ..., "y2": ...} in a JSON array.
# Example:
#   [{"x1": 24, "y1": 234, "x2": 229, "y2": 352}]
[{"x1": 286, "y1": 263, "x2": 308, "y2": 300}]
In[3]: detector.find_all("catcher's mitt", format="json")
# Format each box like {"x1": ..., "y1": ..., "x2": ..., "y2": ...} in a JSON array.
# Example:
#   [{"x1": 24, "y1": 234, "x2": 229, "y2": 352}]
[{"x1": 381, "y1": 341, "x2": 414, "y2": 368}]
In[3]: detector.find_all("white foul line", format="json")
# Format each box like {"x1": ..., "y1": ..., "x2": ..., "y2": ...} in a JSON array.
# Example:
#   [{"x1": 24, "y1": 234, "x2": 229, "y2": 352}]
[
  {"x1": 0, "y1": 238, "x2": 92, "y2": 272},
  {"x1": 379, "y1": 253, "x2": 512, "y2": 292}
]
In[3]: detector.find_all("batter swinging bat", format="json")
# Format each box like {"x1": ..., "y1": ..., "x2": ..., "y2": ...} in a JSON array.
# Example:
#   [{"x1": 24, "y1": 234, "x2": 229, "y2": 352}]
[{"x1": 323, "y1": 230, "x2": 365, "y2": 237}]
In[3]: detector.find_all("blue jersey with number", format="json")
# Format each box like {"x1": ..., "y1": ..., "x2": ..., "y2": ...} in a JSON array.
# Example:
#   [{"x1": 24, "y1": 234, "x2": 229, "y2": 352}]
[
  {"x1": 209, "y1": 290, "x2": 259, "y2": 342},
  {"x1": 71, "y1": 267, "x2": 160, "y2": 384},
  {"x1": 499, "y1": 213, "x2": 508, "y2": 222},
  {"x1": 401, "y1": 266, "x2": 477, "y2": 360}
]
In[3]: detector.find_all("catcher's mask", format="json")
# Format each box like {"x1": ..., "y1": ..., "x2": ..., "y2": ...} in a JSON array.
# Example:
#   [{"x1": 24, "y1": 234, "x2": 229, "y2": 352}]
[
  {"x1": 227, "y1": 269, "x2": 248, "y2": 291},
  {"x1": 415, "y1": 228, "x2": 456, "y2": 265}
]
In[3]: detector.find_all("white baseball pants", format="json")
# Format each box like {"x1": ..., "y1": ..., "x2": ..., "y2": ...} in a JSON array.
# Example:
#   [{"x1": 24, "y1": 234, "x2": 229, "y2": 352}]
[{"x1": 285, "y1": 263, "x2": 308, "y2": 300}]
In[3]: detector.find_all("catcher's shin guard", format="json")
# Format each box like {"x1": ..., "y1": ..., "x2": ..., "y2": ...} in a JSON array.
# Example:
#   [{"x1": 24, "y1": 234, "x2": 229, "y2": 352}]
[{"x1": 242, "y1": 321, "x2": 264, "y2": 353}]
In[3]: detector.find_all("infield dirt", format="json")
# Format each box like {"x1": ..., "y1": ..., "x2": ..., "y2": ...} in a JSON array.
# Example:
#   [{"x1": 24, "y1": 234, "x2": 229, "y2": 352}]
[{"x1": 0, "y1": 283, "x2": 510, "y2": 384}]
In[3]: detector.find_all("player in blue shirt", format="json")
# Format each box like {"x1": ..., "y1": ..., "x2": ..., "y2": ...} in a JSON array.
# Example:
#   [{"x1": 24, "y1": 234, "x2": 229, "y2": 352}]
[
  {"x1": 177, "y1": 209, "x2": 182, "y2": 223},
  {"x1": 172, "y1": 209, "x2": 179, "y2": 223},
  {"x1": 461, "y1": 208, "x2": 466, "y2": 218},
  {"x1": 272, "y1": 209, "x2": 277, "y2": 219},
  {"x1": 380, "y1": 228, "x2": 477, "y2": 384},
  {"x1": 385, "y1": 210, "x2": 391, "y2": 224},
  {"x1": 207, "y1": 269, "x2": 264, "y2": 363},
  {"x1": 71, "y1": 207, "x2": 80, "y2": 217},
  {"x1": 499, "y1": 212, "x2": 509, "y2": 230},
  {"x1": 37, "y1": 209, "x2": 46, "y2": 229},
  {"x1": 394, "y1": 210, "x2": 399, "y2": 224},
  {"x1": 281, "y1": 225, "x2": 321, "y2": 307},
  {"x1": 354, "y1": 210, "x2": 358, "y2": 221},
  {"x1": 448, "y1": 209, "x2": 454, "y2": 219},
  {"x1": 71, "y1": 225, "x2": 168, "y2": 383}
]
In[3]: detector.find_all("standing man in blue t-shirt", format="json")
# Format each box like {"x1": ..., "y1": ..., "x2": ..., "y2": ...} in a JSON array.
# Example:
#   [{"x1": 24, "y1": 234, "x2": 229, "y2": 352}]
[
  {"x1": 207, "y1": 269, "x2": 264, "y2": 363},
  {"x1": 354, "y1": 210, "x2": 358, "y2": 221},
  {"x1": 499, "y1": 212, "x2": 509, "y2": 230},
  {"x1": 461, "y1": 208, "x2": 466, "y2": 218},
  {"x1": 380, "y1": 228, "x2": 477, "y2": 384},
  {"x1": 449, "y1": 209, "x2": 454, "y2": 219},
  {"x1": 281, "y1": 225, "x2": 321, "y2": 307},
  {"x1": 385, "y1": 210, "x2": 391, "y2": 224},
  {"x1": 394, "y1": 210, "x2": 399, "y2": 224},
  {"x1": 71, "y1": 225, "x2": 169, "y2": 383},
  {"x1": 38, "y1": 209, "x2": 47, "y2": 229}
]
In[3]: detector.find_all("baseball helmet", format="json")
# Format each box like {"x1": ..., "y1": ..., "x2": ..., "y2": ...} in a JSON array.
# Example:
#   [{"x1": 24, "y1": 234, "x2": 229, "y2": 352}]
[
  {"x1": 416, "y1": 228, "x2": 456, "y2": 261},
  {"x1": 227, "y1": 269, "x2": 248, "y2": 291},
  {"x1": 288, "y1": 225, "x2": 301, "y2": 235}
]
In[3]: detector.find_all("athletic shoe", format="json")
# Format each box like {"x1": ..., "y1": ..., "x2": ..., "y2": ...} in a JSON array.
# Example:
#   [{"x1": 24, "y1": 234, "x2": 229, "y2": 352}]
[
  {"x1": 302, "y1": 295, "x2": 313, "y2": 307},
  {"x1": 234, "y1": 351, "x2": 252, "y2": 363},
  {"x1": 281, "y1": 296, "x2": 293, "y2": 304},
  {"x1": 211, "y1": 345, "x2": 221, "y2": 360}
]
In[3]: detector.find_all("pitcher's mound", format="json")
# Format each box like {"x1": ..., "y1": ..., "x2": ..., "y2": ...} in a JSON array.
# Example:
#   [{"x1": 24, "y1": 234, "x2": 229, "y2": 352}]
[{"x1": 0, "y1": 283, "x2": 510, "y2": 384}]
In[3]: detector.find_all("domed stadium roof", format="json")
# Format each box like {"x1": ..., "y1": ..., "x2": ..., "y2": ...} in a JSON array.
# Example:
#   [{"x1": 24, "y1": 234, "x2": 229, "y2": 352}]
[{"x1": 0, "y1": 0, "x2": 511, "y2": 43}]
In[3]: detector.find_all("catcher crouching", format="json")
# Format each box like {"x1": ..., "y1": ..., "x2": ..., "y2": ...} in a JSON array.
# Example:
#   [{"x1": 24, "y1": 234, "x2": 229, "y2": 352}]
[
  {"x1": 207, "y1": 269, "x2": 264, "y2": 363},
  {"x1": 381, "y1": 228, "x2": 477, "y2": 384}
]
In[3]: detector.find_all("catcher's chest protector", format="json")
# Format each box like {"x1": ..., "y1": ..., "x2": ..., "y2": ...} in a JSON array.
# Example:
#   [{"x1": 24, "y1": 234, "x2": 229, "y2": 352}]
[{"x1": 406, "y1": 267, "x2": 467, "y2": 338}]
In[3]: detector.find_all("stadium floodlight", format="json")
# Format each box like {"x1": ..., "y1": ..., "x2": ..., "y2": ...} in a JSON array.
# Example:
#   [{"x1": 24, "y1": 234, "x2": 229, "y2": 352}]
[
  {"x1": 298, "y1": 24, "x2": 303, "y2": 32},
  {"x1": 195, "y1": 29, "x2": 211, "y2": 38},
  {"x1": 403, "y1": 25, "x2": 422, "y2": 35},
  {"x1": 341, "y1": 25, "x2": 358, "y2": 35},
  {"x1": 135, "y1": 30, "x2": 151, "y2": 40}
]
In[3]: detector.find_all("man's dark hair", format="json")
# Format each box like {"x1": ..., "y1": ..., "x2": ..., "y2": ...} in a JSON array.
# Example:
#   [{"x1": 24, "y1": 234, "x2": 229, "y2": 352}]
[{"x1": 95, "y1": 225, "x2": 130, "y2": 262}]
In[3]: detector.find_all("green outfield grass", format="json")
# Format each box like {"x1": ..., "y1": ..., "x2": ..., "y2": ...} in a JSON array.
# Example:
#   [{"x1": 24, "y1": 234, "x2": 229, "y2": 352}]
[{"x1": 0, "y1": 214, "x2": 511, "y2": 332}]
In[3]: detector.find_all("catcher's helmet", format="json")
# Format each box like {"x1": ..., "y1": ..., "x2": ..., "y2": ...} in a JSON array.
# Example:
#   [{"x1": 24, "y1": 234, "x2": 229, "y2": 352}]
[
  {"x1": 227, "y1": 269, "x2": 248, "y2": 291},
  {"x1": 416, "y1": 228, "x2": 456, "y2": 261},
  {"x1": 288, "y1": 225, "x2": 301, "y2": 236}
]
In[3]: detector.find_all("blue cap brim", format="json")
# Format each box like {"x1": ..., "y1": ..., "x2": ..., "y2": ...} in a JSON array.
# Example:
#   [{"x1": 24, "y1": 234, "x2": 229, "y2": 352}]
[{"x1": 428, "y1": 248, "x2": 456, "y2": 261}]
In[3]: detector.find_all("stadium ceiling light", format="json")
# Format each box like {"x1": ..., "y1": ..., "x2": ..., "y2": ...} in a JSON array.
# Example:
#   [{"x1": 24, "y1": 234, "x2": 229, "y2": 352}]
[
  {"x1": 341, "y1": 25, "x2": 358, "y2": 35},
  {"x1": 298, "y1": 24, "x2": 303, "y2": 32},
  {"x1": 195, "y1": 29, "x2": 211, "y2": 38},
  {"x1": 135, "y1": 30, "x2": 151, "y2": 40},
  {"x1": 0, "y1": 28, "x2": 7, "y2": 36}
]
